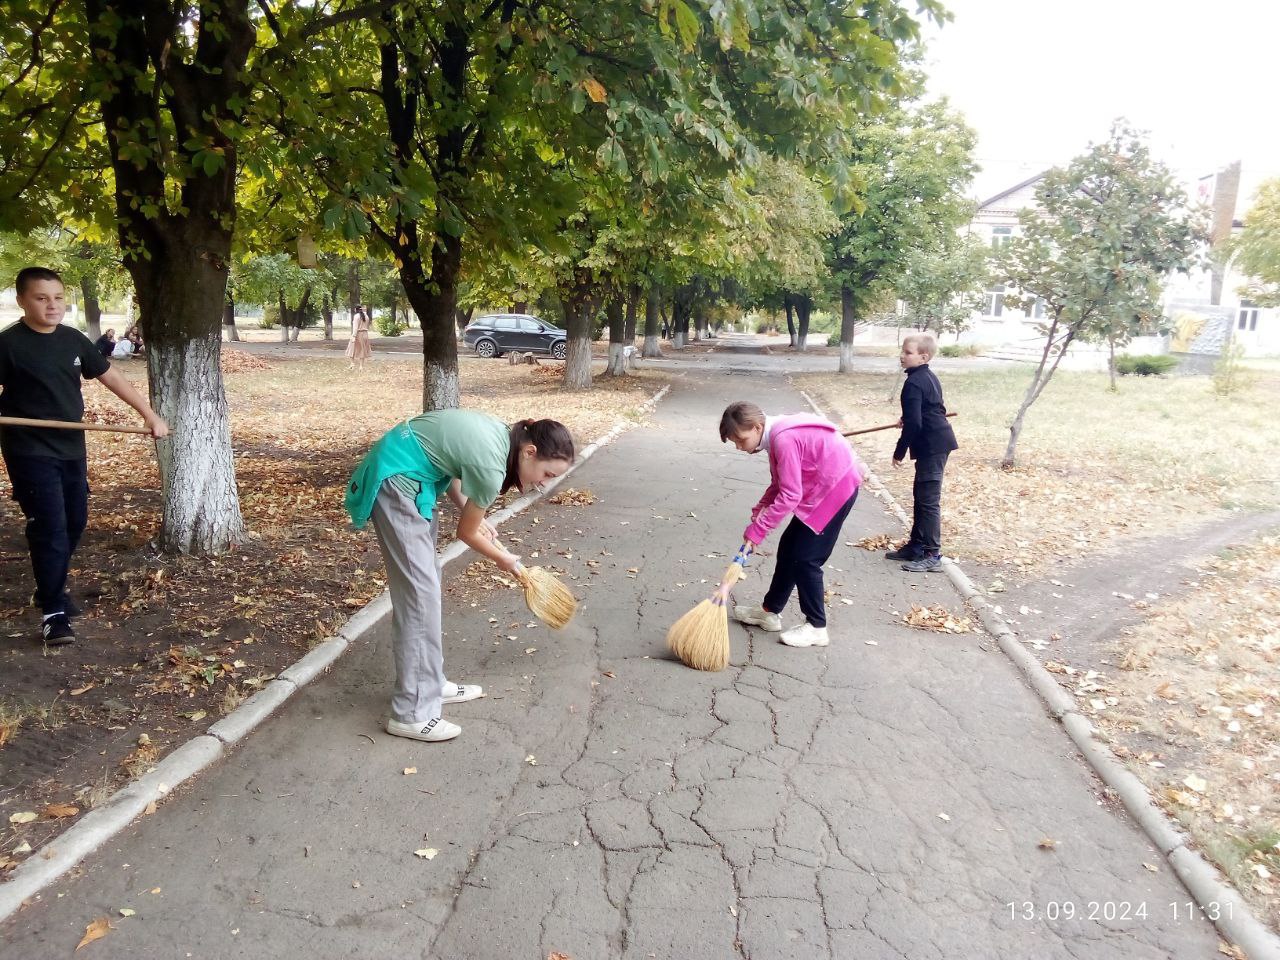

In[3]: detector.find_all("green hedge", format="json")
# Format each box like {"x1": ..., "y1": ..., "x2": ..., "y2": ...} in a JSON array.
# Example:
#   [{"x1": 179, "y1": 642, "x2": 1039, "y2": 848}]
[{"x1": 1116, "y1": 354, "x2": 1178, "y2": 376}]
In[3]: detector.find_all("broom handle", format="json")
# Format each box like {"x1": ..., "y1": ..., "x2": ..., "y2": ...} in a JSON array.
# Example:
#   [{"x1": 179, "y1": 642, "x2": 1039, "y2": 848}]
[
  {"x1": 0, "y1": 415, "x2": 152, "y2": 435},
  {"x1": 841, "y1": 412, "x2": 956, "y2": 437},
  {"x1": 715, "y1": 543, "x2": 753, "y2": 597}
]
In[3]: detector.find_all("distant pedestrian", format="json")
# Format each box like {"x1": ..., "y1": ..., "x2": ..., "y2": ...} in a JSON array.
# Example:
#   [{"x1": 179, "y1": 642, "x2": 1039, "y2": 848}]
[
  {"x1": 346, "y1": 305, "x2": 372, "y2": 371},
  {"x1": 94, "y1": 328, "x2": 116, "y2": 357},
  {"x1": 886, "y1": 332, "x2": 958, "y2": 573},
  {"x1": 345, "y1": 412, "x2": 575, "y2": 743},
  {"x1": 0, "y1": 267, "x2": 168, "y2": 645},
  {"x1": 720, "y1": 401, "x2": 865, "y2": 648}
]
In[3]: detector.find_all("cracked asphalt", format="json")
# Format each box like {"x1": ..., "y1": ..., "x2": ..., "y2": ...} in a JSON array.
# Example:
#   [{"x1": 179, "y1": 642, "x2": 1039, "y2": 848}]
[{"x1": 1, "y1": 361, "x2": 1223, "y2": 958}]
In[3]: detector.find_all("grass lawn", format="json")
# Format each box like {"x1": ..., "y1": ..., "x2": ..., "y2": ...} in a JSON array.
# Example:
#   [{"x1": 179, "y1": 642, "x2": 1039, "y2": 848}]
[{"x1": 802, "y1": 361, "x2": 1280, "y2": 576}]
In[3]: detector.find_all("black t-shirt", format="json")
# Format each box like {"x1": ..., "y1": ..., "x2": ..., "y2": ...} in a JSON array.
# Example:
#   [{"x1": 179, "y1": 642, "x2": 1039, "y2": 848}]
[{"x1": 0, "y1": 320, "x2": 112, "y2": 460}]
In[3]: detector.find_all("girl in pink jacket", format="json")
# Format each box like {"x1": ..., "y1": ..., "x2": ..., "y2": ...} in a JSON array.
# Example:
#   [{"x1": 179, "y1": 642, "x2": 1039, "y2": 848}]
[{"x1": 719, "y1": 401, "x2": 864, "y2": 647}]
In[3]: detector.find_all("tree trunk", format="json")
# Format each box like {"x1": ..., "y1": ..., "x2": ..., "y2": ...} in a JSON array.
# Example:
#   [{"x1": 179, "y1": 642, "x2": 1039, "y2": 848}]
[
  {"x1": 511, "y1": 300, "x2": 528, "y2": 314},
  {"x1": 642, "y1": 286, "x2": 662, "y2": 358},
  {"x1": 278, "y1": 293, "x2": 289, "y2": 342},
  {"x1": 562, "y1": 276, "x2": 596, "y2": 390},
  {"x1": 838, "y1": 284, "x2": 856, "y2": 374},
  {"x1": 348, "y1": 262, "x2": 361, "y2": 332},
  {"x1": 81, "y1": 277, "x2": 102, "y2": 340},
  {"x1": 785, "y1": 298, "x2": 796, "y2": 348},
  {"x1": 322, "y1": 292, "x2": 334, "y2": 341},
  {"x1": 1001, "y1": 320, "x2": 1074, "y2": 468},
  {"x1": 1107, "y1": 336, "x2": 1118, "y2": 392},
  {"x1": 603, "y1": 297, "x2": 627, "y2": 376},
  {"x1": 222, "y1": 298, "x2": 240, "y2": 341},
  {"x1": 454, "y1": 306, "x2": 473, "y2": 339},
  {"x1": 795, "y1": 295, "x2": 812, "y2": 352},
  {"x1": 396, "y1": 231, "x2": 462, "y2": 411}
]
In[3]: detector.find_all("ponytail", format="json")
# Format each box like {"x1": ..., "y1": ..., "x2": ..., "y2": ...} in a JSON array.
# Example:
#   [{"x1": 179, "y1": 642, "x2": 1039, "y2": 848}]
[{"x1": 504, "y1": 418, "x2": 575, "y2": 491}]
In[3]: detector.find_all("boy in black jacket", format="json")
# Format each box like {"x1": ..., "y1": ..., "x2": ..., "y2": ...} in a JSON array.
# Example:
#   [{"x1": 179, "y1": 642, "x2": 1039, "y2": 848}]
[{"x1": 887, "y1": 332, "x2": 957, "y2": 572}]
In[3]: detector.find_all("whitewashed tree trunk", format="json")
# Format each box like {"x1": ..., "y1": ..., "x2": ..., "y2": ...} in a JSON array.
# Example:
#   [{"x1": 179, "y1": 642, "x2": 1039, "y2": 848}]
[
  {"x1": 563, "y1": 336, "x2": 593, "y2": 389},
  {"x1": 424, "y1": 362, "x2": 459, "y2": 411},
  {"x1": 642, "y1": 334, "x2": 661, "y2": 358},
  {"x1": 605, "y1": 342, "x2": 627, "y2": 376},
  {"x1": 839, "y1": 341, "x2": 855, "y2": 372},
  {"x1": 148, "y1": 336, "x2": 245, "y2": 554},
  {"x1": 796, "y1": 333, "x2": 807, "y2": 352},
  {"x1": 673, "y1": 331, "x2": 685, "y2": 349}
]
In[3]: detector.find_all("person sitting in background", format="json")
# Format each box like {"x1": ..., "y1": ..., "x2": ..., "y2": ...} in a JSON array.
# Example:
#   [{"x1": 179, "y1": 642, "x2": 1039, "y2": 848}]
[
  {"x1": 95, "y1": 328, "x2": 116, "y2": 357},
  {"x1": 111, "y1": 327, "x2": 137, "y2": 360}
]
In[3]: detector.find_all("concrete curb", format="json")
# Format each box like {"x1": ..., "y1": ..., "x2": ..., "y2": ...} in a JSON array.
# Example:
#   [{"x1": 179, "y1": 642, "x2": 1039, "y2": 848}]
[
  {"x1": 797, "y1": 388, "x2": 1280, "y2": 959},
  {"x1": 0, "y1": 382, "x2": 674, "y2": 925}
]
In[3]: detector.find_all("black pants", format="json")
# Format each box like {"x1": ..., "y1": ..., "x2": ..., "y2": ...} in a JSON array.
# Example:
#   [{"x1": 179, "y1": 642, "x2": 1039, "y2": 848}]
[
  {"x1": 762, "y1": 491, "x2": 856, "y2": 628},
  {"x1": 3, "y1": 454, "x2": 89, "y2": 615},
  {"x1": 908, "y1": 452, "x2": 949, "y2": 557}
]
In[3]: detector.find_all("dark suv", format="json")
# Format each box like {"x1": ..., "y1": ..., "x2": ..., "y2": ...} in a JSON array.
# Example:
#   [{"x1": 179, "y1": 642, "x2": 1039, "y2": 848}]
[{"x1": 462, "y1": 314, "x2": 567, "y2": 360}]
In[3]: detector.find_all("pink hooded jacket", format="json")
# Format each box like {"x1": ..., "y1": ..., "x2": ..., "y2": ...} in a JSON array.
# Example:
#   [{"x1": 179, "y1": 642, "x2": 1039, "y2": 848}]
[{"x1": 744, "y1": 414, "x2": 864, "y2": 546}]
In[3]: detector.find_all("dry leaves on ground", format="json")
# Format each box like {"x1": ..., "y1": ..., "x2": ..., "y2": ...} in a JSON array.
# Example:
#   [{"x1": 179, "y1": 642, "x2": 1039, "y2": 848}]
[
  {"x1": 853, "y1": 533, "x2": 895, "y2": 551},
  {"x1": 547, "y1": 487, "x2": 598, "y2": 506},
  {"x1": 77, "y1": 917, "x2": 113, "y2": 950},
  {"x1": 902, "y1": 604, "x2": 973, "y2": 634}
]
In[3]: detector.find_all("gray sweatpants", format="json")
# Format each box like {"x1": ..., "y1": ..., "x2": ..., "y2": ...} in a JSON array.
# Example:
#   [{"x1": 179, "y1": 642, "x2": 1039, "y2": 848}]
[{"x1": 370, "y1": 481, "x2": 444, "y2": 724}]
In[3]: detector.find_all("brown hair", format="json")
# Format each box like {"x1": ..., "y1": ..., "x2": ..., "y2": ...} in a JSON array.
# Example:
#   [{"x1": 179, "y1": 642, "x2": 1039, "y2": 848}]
[
  {"x1": 16, "y1": 267, "x2": 62, "y2": 295},
  {"x1": 719, "y1": 401, "x2": 765, "y2": 443},
  {"x1": 504, "y1": 419, "x2": 575, "y2": 491}
]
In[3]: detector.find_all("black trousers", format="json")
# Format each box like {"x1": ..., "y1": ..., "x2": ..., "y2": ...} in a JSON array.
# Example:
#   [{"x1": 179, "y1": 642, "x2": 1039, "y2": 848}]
[
  {"x1": 762, "y1": 491, "x2": 856, "y2": 628},
  {"x1": 908, "y1": 452, "x2": 949, "y2": 557},
  {"x1": 3, "y1": 454, "x2": 88, "y2": 615}
]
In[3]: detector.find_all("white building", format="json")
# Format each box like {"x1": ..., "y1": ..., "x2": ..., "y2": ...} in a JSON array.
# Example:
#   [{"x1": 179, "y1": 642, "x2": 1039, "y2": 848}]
[{"x1": 960, "y1": 166, "x2": 1280, "y2": 358}]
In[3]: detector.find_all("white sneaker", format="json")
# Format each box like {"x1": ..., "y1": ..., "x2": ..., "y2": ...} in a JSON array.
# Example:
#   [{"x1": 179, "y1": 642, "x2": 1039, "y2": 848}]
[
  {"x1": 442, "y1": 680, "x2": 484, "y2": 704},
  {"x1": 780, "y1": 622, "x2": 830, "y2": 647},
  {"x1": 385, "y1": 717, "x2": 462, "y2": 742},
  {"x1": 733, "y1": 605, "x2": 782, "y2": 632}
]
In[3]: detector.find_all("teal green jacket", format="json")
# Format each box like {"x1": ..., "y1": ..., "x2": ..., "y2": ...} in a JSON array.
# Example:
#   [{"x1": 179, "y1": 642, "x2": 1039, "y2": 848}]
[{"x1": 344, "y1": 422, "x2": 449, "y2": 529}]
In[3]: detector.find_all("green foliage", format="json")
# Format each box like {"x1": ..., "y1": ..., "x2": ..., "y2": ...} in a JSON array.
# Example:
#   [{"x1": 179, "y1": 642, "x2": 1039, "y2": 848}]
[
  {"x1": 1225, "y1": 178, "x2": 1280, "y2": 306},
  {"x1": 939, "y1": 344, "x2": 981, "y2": 358},
  {"x1": 1115, "y1": 353, "x2": 1178, "y2": 376},
  {"x1": 259, "y1": 305, "x2": 279, "y2": 330},
  {"x1": 826, "y1": 332, "x2": 841, "y2": 347},
  {"x1": 374, "y1": 311, "x2": 405, "y2": 337},
  {"x1": 898, "y1": 234, "x2": 988, "y2": 339},
  {"x1": 1212, "y1": 341, "x2": 1252, "y2": 397},
  {"x1": 828, "y1": 101, "x2": 978, "y2": 332}
]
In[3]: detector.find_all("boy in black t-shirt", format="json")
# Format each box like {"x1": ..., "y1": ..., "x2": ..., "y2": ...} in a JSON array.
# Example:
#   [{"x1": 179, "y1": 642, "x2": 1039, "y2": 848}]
[{"x1": 0, "y1": 267, "x2": 169, "y2": 645}]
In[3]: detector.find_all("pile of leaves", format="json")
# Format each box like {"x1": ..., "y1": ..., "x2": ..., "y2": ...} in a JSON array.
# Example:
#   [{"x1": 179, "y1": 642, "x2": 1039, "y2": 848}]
[
  {"x1": 547, "y1": 487, "x2": 597, "y2": 506},
  {"x1": 902, "y1": 603, "x2": 973, "y2": 633},
  {"x1": 852, "y1": 533, "x2": 895, "y2": 551}
]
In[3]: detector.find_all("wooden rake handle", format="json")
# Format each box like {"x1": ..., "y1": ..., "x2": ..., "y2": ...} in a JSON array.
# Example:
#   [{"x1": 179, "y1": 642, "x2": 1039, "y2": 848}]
[
  {"x1": 842, "y1": 412, "x2": 956, "y2": 437},
  {"x1": 0, "y1": 415, "x2": 152, "y2": 435}
]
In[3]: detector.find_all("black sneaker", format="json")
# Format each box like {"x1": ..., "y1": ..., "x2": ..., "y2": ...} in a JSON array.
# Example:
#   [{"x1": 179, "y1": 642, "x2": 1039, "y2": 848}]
[
  {"x1": 884, "y1": 545, "x2": 919, "y2": 561},
  {"x1": 41, "y1": 614, "x2": 76, "y2": 646},
  {"x1": 901, "y1": 555, "x2": 943, "y2": 573}
]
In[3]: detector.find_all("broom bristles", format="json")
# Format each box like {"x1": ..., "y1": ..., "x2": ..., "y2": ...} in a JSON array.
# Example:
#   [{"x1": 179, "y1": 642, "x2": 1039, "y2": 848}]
[
  {"x1": 666, "y1": 597, "x2": 730, "y2": 671},
  {"x1": 517, "y1": 565, "x2": 577, "y2": 629}
]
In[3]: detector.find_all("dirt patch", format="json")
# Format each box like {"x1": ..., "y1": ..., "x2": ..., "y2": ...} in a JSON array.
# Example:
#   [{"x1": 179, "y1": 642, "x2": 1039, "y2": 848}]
[
  {"x1": 994, "y1": 515, "x2": 1280, "y2": 933},
  {"x1": 0, "y1": 354, "x2": 665, "y2": 871}
]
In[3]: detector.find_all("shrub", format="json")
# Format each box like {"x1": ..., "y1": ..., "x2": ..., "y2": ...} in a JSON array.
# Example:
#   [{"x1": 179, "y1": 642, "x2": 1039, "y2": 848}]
[
  {"x1": 939, "y1": 344, "x2": 981, "y2": 358},
  {"x1": 375, "y1": 311, "x2": 405, "y2": 337},
  {"x1": 827, "y1": 333, "x2": 841, "y2": 347},
  {"x1": 1212, "y1": 342, "x2": 1251, "y2": 397},
  {"x1": 260, "y1": 304, "x2": 279, "y2": 330},
  {"x1": 1116, "y1": 353, "x2": 1178, "y2": 376}
]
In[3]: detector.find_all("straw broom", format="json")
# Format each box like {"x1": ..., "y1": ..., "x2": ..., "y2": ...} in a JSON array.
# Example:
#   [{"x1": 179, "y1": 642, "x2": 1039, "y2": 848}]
[
  {"x1": 667, "y1": 545, "x2": 752, "y2": 672},
  {"x1": 513, "y1": 562, "x2": 577, "y2": 629},
  {"x1": 491, "y1": 537, "x2": 577, "y2": 629}
]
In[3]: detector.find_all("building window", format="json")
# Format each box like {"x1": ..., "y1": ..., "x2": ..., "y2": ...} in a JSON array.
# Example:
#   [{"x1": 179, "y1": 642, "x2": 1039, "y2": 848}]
[
  {"x1": 1237, "y1": 300, "x2": 1258, "y2": 332},
  {"x1": 1027, "y1": 298, "x2": 1046, "y2": 320},
  {"x1": 984, "y1": 284, "x2": 1005, "y2": 317},
  {"x1": 991, "y1": 226, "x2": 1012, "y2": 249}
]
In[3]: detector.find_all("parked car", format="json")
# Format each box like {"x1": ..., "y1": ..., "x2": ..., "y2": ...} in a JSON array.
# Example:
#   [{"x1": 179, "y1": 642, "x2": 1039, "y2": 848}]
[{"x1": 462, "y1": 314, "x2": 567, "y2": 360}]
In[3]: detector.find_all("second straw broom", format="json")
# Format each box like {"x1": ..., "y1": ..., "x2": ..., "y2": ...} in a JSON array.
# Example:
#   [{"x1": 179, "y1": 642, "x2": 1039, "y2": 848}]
[{"x1": 667, "y1": 544, "x2": 752, "y2": 672}]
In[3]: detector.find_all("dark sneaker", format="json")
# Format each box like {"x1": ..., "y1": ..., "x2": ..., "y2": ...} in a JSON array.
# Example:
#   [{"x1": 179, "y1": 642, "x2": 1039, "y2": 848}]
[
  {"x1": 901, "y1": 555, "x2": 943, "y2": 573},
  {"x1": 41, "y1": 614, "x2": 76, "y2": 646},
  {"x1": 884, "y1": 545, "x2": 919, "y2": 561}
]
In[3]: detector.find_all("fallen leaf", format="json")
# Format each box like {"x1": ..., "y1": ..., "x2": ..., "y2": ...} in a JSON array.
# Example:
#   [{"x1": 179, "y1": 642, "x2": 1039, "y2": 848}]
[
  {"x1": 8, "y1": 811, "x2": 37, "y2": 825},
  {"x1": 525, "y1": 755, "x2": 537, "y2": 765},
  {"x1": 69, "y1": 683, "x2": 95, "y2": 697},
  {"x1": 1183, "y1": 774, "x2": 1208, "y2": 793},
  {"x1": 13, "y1": 841, "x2": 32, "y2": 855},
  {"x1": 549, "y1": 952, "x2": 573, "y2": 960},
  {"x1": 403, "y1": 767, "x2": 417, "y2": 775},
  {"x1": 1143, "y1": 862, "x2": 1159, "y2": 873},
  {"x1": 118, "y1": 908, "x2": 135, "y2": 917},
  {"x1": 1038, "y1": 837, "x2": 1059, "y2": 850},
  {"x1": 937, "y1": 812, "x2": 951, "y2": 822},
  {"x1": 149, "y1": 887, "x2": 161, "y2": 894},
  {"x1": 77, "y1": 917, "x2": 113, "y2": 950},
  {"x1": 42, "y1": 803, "x2": 80, "y2": 819},
  {"x1": 602, "y1": 670, "x2": 616, "y2": 679},
  {"x1": 413, "y1": 848, "x2": 439, "y2": 860},
  {"x1": 143, "y1": 801, "x2": 157, "y2": 816}
]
